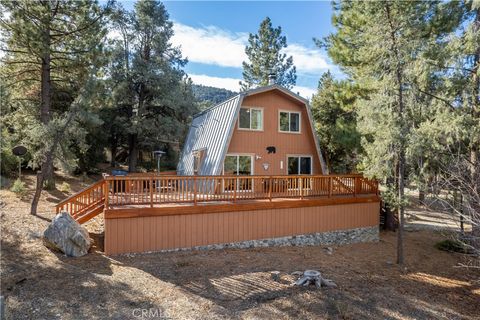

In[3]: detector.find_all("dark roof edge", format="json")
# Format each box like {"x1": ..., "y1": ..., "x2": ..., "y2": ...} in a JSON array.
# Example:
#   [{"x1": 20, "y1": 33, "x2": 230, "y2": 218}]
[
  {"x1": 193, "y1": 94, "x2": 243, "y2": 118},
  {"x1": 243, "y1": 84, "x2": 309, "y2": 104}
]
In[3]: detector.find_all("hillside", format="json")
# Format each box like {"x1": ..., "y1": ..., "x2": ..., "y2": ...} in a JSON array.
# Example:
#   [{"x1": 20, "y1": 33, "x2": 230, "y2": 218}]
[{"x1": 192, "y1": 84, "x2": 237, "y2": 107}]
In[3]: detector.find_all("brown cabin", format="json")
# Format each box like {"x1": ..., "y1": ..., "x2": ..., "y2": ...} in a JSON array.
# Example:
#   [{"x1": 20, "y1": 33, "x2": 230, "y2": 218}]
[
  {"x1": 177, "y1": 84, "x2": 327, "y2": 177},
  {"x1": 56, "y1": 85, "x2": 380, "y2": 255}
]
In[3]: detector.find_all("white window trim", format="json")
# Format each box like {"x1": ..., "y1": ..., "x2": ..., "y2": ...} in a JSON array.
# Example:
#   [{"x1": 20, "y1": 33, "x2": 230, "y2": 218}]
[
  {"x1": 238, "y1": 107, "x2": 264, "y2": 131},
  {"x1": 223, "y1": 153, "x2": 255, "y2": 192},
  {"x1": 286, "y1": 154, "x2": 313, "y2": 175},
  {"x1": 223, "y1": 153, "x2": 255, "y2": 175},
  {"x1": 278, "y1": 110, "x2": 301, "y2": 134}
]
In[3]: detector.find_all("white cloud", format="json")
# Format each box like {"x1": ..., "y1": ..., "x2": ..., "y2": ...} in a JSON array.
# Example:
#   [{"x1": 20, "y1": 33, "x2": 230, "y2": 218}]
[
  {"x1": 188, "y1": 74, "x2": 316, "y2": 99},
  {"x1": 172, "y1": 24, "x2": 248, "y2": 68},
  {"x1": 172, "y1": 22, "x2": 333, "y2": 74},
  {"x1": 291, "y1": 85, "x2": 317, "y2": 99},
  {"x1": 284, "y1": 44, "x2": 330, "y2": 74}
]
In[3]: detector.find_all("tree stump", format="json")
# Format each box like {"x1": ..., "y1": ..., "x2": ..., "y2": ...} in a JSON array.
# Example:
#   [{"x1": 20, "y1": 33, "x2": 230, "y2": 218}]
[{"x1": 294, "y1": 270, "x2": 337, "y2": 288}]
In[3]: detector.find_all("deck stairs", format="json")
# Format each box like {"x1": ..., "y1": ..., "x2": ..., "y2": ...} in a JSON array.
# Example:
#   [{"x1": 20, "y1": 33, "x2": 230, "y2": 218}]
[{"x1": 56, "y1": 179, "x2": 106, "y2": 224}]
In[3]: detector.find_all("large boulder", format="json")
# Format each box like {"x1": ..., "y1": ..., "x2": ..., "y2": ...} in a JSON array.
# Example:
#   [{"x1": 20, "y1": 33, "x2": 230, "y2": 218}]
[{"x1": 43, "y1": 212, "x2": 91, "y2": 257}]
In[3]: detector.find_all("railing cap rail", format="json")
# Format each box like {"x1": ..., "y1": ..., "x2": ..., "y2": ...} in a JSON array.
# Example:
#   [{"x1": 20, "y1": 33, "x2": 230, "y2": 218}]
[
  {"x1": 104, "y1": 173, "x2": 372, "y2": 181},
  {"x1": 56, "y1": 179, "x2": 105, "y2": 209}
]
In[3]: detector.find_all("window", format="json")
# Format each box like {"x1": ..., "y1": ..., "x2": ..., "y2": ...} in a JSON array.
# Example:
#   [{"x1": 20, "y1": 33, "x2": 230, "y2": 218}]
[
  {"x1": 193, "y1": 149, "x2": 205, "y2": 175},
  {"x1": 279, "y1": 111, "x2": 300, "y2": 133},
  {"x1": 287, "y1": 156, "x2": 312, "y2": 175},
  {"x1": 224, "y1": 155, "x2": 253, "y2": 191},
  {"x1": 239, "y1": 108, "x2": 263, "y2": 130},
  {"x1": 224, "y1": 155, "x2": 252, "y2": 175}
]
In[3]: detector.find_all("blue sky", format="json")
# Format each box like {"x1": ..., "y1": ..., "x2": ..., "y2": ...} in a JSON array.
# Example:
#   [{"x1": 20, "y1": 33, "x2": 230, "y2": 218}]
[{"x1": 122, "y1": 1, "x2": 338, "y2": 97}]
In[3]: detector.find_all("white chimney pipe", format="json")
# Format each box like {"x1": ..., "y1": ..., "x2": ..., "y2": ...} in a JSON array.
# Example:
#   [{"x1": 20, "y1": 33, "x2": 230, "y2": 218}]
[{"x1": 268, "y1": 73, "x2": 276, "y2": 85}]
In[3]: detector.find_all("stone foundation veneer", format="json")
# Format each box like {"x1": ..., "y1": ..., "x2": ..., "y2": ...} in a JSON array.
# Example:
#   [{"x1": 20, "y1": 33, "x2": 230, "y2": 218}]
[{"x1": 146, "y1": 226, "x2": 379, "y2": 254}]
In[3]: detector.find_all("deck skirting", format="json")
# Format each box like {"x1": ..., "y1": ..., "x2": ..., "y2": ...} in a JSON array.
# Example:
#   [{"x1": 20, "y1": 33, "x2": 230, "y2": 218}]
[{"x1": 104, "y1": 201, "x2": 380, "y2": 255}]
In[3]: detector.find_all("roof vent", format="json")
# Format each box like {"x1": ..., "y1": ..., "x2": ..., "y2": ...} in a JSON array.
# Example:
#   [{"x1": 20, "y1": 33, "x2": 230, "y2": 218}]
[{"x1": 268, "y1": 73, "x2": 276, "y2": 85}]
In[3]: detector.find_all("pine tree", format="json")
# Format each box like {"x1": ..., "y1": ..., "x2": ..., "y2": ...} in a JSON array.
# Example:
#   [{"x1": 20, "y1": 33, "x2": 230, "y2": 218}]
[
  {"x1": 0, "y1": 0, "x2": 109, "y2": 214},
  {"x1": 241, "y1": 17, "x2": 296, "y2": 90},
  {"x1": 409, "y1": 1, "x2": 480, "y2": 250},
  {"x1": 106, "y1": 0, "x2": 197, "y2": 172},
  {"x1": 311, "y1": 72, "x2": 362, "y2": 173},
  {"x1": 324, "y1": 1, "x2": 462, "y2": 264}
]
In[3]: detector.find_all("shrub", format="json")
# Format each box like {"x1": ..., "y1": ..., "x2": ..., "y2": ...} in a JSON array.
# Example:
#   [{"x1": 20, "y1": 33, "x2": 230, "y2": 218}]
[
  {"x1": 435, "y1": 239, "x2": 471, "y2": 254},
  {"x1": 0, "y1": 130, "x2": 18, "y2": 177},
  {"x1": 10, "y1": 179, "x2": 27, "y2": 197},
  {"x1": 58, "y1": 181, "x2": 71, "y2": 193}
]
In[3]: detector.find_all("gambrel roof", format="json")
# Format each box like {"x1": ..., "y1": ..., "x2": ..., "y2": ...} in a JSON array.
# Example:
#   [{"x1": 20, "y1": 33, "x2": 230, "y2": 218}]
[{"x1": 177, "y1": 84, "x2": 328, "y2": 175}]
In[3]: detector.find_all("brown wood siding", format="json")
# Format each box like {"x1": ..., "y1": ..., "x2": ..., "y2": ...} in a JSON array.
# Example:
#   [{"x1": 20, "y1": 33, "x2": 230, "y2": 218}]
[
  {"x1": 227, "y1": 90, "x2": 322, "y2": 175},
  {"x1": 104, "y1": 201, "x2": 379, "y2": 255}
]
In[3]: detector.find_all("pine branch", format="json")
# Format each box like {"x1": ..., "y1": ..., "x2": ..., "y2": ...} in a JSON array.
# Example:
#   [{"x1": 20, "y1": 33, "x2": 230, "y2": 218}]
[
  {"x1": 415, "y1": 86, "x2": 456, "y2": 110},
  {"x1": 0, "y1": 47, "x2": 30, "y2": 55},
  {"x1": 426, "y1": 61, "x2": 475, "y2": 74},
  {"x1": 50, "y1": 8, "x2": 104, "y2": 38}
]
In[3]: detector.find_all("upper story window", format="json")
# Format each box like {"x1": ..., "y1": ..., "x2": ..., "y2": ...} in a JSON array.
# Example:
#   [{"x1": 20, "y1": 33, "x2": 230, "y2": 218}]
[
  {"x1": 279, "y1": 111, "x2": 301, "y2": 133},
  {"x1": 239, "y1": 107, "x2": 263, "y2": 131}
]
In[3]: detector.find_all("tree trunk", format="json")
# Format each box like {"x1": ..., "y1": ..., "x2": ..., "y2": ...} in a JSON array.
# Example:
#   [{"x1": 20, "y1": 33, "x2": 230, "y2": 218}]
[
  {"x1": 397, "y1": 149, "x2": 406, "y2": 265},
  {"x1": 128, "y1": 133, "x2": 138, "y2": 172},
  {"x1": 418, "y1": 189, "x2": 425, "y2": 203},
  {"x1": 469, "y1": 9, "x2": 480, "y2": 249},
  {"x1": 40, "y1": 19, "x2": 55, "y2": 190},
  {"x1": 469, "y1": 8, "x2": 480, "y2": 247},
  {"x1": 385, "y1": 2, "x2": 406, "y2": 265},
  {"x1": 31, "y1": 148, "x2": 54, "y2": 215},
  {"x1": 110, "y1": 137, "x2": 118, "y2": 168}
]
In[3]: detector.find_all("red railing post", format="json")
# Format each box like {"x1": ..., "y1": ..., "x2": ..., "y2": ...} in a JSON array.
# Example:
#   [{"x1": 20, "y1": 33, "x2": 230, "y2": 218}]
[
  {"x1": 354, "y1": 176, "x2": 358, "y2": 197},
  {"x1": 268, "y1": 177, "x2": 272, "y2": 202},
  {"x1": 193, "y1": 176, "x2": 197, "y2": 205},
  {"x1": 104, "y1": 179, "x2": 109, "y2": 209},
  {"x1": 328, "y1": 176, "x2": 333, "y2": 198},
  {"x1": 300, "y1": 176, "x2": 303, "y2": 199},
  {"x1": 150, "y1": 177, "x2": 154, "y2": 208},
  {"x1": 233, "y1": 177, "x2": 237, "y2": 202}
]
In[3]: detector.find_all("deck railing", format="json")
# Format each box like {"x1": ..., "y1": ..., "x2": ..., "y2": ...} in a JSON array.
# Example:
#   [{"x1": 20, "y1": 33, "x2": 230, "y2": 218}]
[
  {"x1": 103, "y1": 174, "x2": 379, "y2": 209},
  {"x1": 56, "y1": 180, "x2": 105, "y2": 218}
]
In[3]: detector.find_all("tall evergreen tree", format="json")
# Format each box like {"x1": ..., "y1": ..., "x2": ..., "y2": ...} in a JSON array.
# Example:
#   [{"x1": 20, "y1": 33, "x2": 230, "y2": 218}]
[
  {"x1": 323, "y1": 1, "x2": 462, "y2": 264},
  {"x1": 311, "y1": 72, "x2": 362, "y2": 173},
  {"x1": 409, "y1": 1, "x2": 480, "y2": 249},
  {"x1": 106, "y1": 0, "x2": 197, "y2": 172},
  {"x1": 0, "y1": 0, "x2": 109, "y2": 214},
  {"x1": 241, "y1": 17, "x2": 296, "y2": 90}
]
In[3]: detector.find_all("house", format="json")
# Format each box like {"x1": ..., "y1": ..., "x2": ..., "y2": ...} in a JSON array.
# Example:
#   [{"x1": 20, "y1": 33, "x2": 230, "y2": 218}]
[
  {"x1": 177, "y1": 84, "x2": 329, "y2": 177},
  {"x1": 56, "y1": 84, "x2": 380, "y2": 255}
]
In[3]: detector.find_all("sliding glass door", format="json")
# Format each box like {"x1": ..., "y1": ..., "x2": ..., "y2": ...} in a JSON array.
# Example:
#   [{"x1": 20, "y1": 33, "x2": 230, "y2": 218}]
[
  {"x1": 287, "y1": 156, "x2": 312, "y2": 175},
  {"x1": 223, "y1": 155, "x2": 253, "y2": 191}
]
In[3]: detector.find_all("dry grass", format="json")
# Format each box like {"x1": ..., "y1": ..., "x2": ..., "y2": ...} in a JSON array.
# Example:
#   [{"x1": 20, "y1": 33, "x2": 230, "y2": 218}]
[{"x1": 1, "y1": 172, "x2": 479, "y2": 319}]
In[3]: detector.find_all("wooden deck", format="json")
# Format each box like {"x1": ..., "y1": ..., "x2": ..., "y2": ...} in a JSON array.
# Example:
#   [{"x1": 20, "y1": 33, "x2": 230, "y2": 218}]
[
  {"x1": 56, "y1": 174, "x2": 381, "y2": 254},
  {"x1": 56, "y1": 174, "x2": 379, "y2": 223}
]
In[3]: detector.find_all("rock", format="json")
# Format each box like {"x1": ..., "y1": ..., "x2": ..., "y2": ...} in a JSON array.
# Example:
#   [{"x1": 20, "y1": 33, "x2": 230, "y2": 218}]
[
  {"x1": 43, "y1": 212, "x2": 91, "y2": 257},
  {"x1": 291, "y1": 271, "x2": 303, "y2": 276},
  {"x1": 320, "y1": 278, "x2": 337, "y2": 288}
]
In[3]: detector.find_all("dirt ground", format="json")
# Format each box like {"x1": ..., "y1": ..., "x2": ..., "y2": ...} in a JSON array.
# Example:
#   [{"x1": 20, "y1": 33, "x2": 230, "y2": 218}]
[{"x1": 1, "y1": 173, "x2": 479, "y2": 320}]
